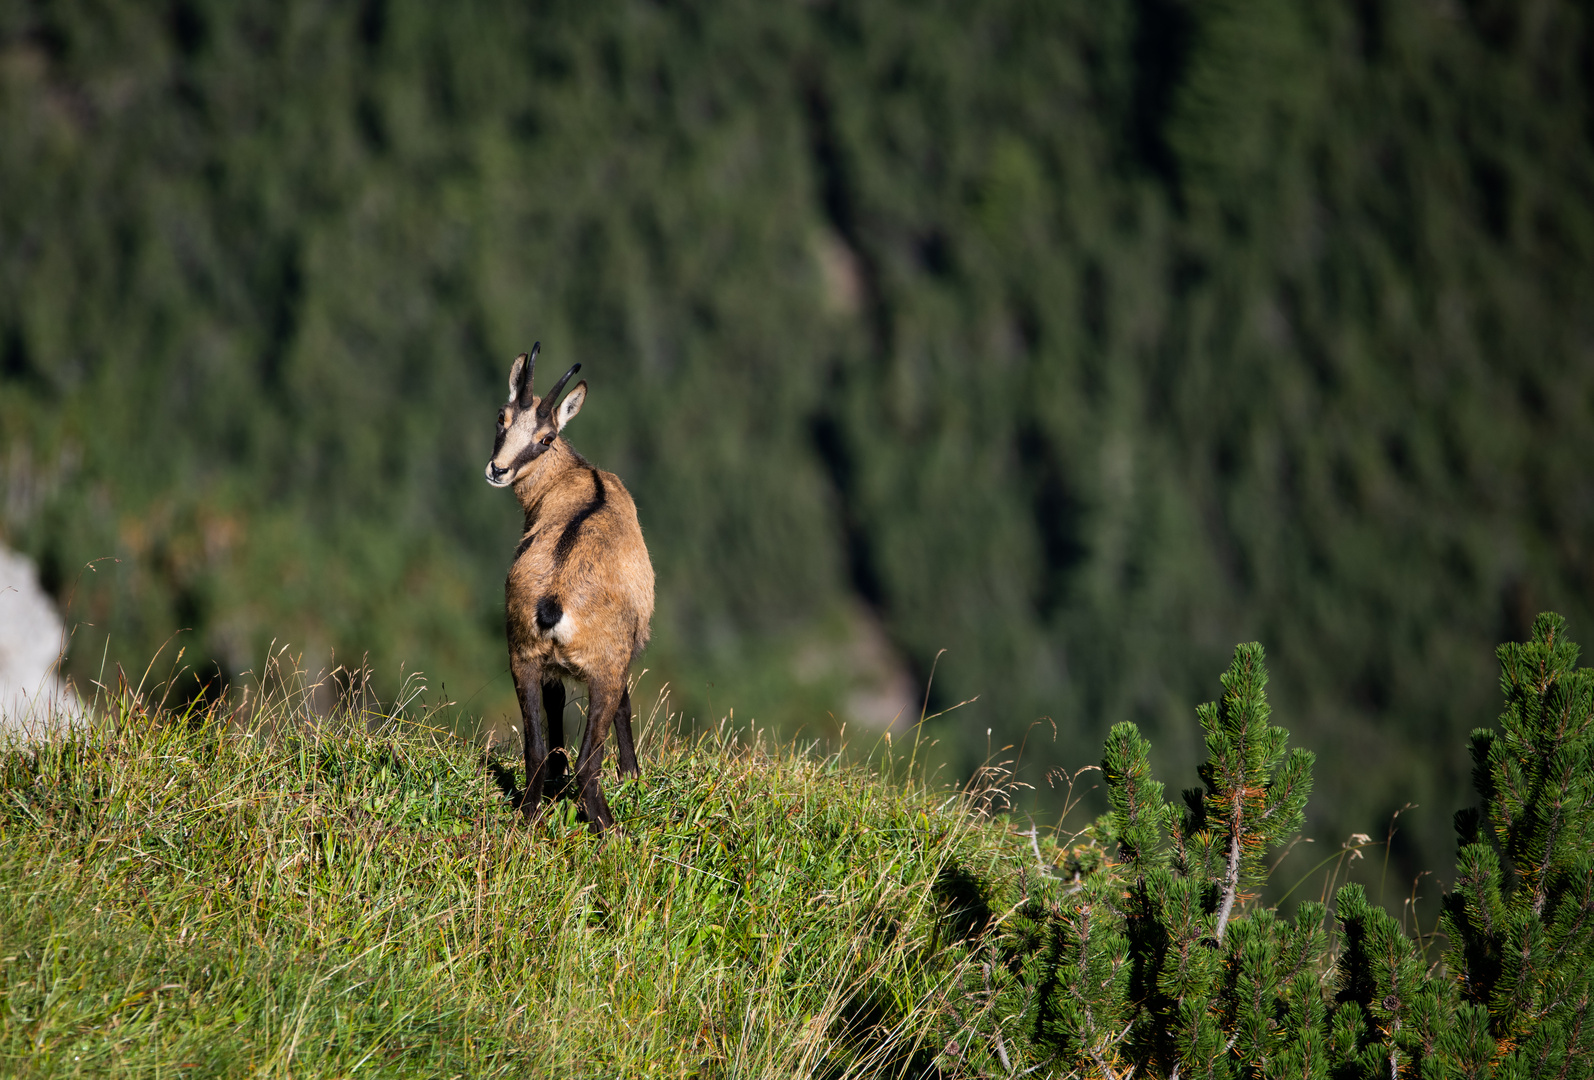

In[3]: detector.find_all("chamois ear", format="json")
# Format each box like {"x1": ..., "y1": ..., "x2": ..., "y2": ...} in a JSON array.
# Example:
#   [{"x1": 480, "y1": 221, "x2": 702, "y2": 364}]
[
  {"x1": 555, "y1": 380, "x2": 587, "y2": 431},
  {"x1": 507, "y1": 343, "x2": 540, "y2": 406},
  {"x1": 506, "y1": 354, "x2": 526, "y2": 403}
]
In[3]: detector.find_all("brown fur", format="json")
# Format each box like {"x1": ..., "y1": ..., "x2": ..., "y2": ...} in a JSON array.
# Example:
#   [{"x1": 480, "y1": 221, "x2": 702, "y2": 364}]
[{"x1": 486, "y1": 345, "x2": 654, "y2": 832}]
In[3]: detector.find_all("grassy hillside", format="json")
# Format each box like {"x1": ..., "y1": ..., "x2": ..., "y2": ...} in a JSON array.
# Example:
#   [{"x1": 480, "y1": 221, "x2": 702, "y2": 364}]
[
  {"x1": 5, "y1": 615, "x2": 1590, "y2": 1077},
  {"x1": 0, "y1": 668, "x2": 1085, "y2": 1077}
]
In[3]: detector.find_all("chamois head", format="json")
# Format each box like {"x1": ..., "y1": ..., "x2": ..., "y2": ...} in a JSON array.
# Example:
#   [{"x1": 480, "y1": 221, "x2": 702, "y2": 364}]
[{"x1": 484, "y1": 342, "x2": 587, "y2": 488}]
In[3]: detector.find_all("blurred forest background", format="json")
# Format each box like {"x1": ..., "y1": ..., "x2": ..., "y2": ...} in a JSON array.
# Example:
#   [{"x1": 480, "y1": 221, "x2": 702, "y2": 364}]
[{"x1": 2, "y1": 0, "x2": 1591, "y2": 887}]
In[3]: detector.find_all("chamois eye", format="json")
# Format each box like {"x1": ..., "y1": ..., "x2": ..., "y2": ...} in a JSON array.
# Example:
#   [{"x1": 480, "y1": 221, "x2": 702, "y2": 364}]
[{"x1": 540, "y1": 433, "x2": 556, "y2": 446}]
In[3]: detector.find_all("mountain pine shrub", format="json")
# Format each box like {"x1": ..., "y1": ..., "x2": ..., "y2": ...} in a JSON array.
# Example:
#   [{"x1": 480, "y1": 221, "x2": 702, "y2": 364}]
[
  {"x1": 994, "y1": 616, "x2": 1593, "y2": 1078},
  {"x1": 1442, "y1": 612, "x2": 1594, "y2": 1076}
]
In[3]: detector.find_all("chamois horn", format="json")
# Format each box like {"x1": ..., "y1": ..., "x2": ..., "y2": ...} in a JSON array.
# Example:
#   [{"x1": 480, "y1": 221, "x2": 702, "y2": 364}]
[
  {"x1": 537, "y1": 362, "x2": 583, "y2": 418},
  {"x1": 515, "y1": 341, "x2": 541, "y2": 407}
]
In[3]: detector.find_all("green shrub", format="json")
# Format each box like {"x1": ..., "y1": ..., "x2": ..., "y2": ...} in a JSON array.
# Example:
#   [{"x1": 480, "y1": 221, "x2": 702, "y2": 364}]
[{"x1": 989, "y1": 614, "x2": 1594, "y2": 1078}]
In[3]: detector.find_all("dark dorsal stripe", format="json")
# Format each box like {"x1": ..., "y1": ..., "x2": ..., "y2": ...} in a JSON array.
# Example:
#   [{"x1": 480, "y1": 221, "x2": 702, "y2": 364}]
[
  {"x1": 535, "y1": 595, "x2": 563, "y2": 633},
  {"x1": 555, "y1": 469, "x2": 606, "y2": 565}
]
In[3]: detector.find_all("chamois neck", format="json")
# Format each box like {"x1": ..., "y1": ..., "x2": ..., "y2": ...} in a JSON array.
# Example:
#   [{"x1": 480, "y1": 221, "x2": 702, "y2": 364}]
[{"x1": 510, "y1": 439, "x2": 588, "y2": 512}]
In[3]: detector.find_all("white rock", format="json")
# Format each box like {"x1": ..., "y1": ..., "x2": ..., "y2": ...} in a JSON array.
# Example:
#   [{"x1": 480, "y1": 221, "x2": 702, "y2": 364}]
[{"x1": 0, "y1": 545, "x2": 85, "y2": 739}]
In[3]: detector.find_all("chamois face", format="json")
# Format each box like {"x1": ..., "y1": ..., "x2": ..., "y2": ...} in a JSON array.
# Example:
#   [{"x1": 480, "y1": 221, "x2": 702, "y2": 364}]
[{"x1": 485, "y1": 346, "x2": 587, "y2": 488}]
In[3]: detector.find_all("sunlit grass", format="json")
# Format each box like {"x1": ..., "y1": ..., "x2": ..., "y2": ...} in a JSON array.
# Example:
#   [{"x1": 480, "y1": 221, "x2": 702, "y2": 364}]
[{"x1": 0, "y1": 660, "x2": 1094, "y2": 1078}]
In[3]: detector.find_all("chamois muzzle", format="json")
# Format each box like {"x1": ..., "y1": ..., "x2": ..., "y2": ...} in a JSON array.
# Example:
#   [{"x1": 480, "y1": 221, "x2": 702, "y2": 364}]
[{"x1": 486, "y1": 461, "x2": 512, "y2": 486}]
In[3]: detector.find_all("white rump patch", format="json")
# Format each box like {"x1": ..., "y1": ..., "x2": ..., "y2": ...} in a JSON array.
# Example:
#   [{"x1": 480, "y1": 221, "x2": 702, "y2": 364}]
[{"x1": 549, "y1": 610, "x2": 577, "y2": 645}]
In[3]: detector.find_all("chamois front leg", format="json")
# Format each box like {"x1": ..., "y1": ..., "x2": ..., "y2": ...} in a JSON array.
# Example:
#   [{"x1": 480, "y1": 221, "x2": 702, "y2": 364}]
[
  {"x1": 542, "y1": 677, "x2": 568, "y2": 797},
  {"x1": 511, "y1": 653, "x2": 553, "y2": 824},
  {"x1": 573, "y1": 676, "x2": 622, "y2": 833}
]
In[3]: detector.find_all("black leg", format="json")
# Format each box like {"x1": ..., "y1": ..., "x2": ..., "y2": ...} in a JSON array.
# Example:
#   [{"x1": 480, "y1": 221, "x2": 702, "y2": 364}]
[
  {"x1": 573, "y1": 678, "x2": 619, "y2": 833},
  {"x1": 511, "y1": 654, "x2": 550, "y2": 824},
  {"x1": 615, "y1": 686, "x2": 639, "y2": 780},
  {"x1": 542, "y1": 678, "x2": 568, "y2": 796}
]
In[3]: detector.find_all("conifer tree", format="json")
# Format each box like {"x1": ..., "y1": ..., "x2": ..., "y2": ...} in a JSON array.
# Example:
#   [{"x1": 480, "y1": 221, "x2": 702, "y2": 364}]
[
  {"x1": 1332, "y1": 882, "x2": 1459, "y2": 1077},
  {"x1": 1028, "y1": 879, "x2": 1134, "y2": 1075},
  {"x1": 1096, "y1": 643, "x2": 1316, "y2": 1074},
  {"x1": 1181, "y1": 643, "x2": 1315, "y2": 941},
  {"x1": 1011, "y1": 622, "x2": 1594, "y2": 1076},
  {"x1": 1442, "y1": 612, "x2": 1594, "y2": 1077}
]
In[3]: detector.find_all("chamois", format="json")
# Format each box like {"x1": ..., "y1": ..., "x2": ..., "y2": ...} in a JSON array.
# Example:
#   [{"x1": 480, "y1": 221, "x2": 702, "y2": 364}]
[{"x1": 485, "y1": 343, "x2": 654, "y2": 832}]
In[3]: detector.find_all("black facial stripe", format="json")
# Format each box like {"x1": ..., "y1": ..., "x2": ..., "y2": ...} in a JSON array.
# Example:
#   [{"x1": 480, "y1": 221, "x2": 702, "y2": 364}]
[
  {"x1": 554, "y1": 469, "x2": 606, "y2": 565},
  {"x1": 506, "y1": 438, "x2": 550, "y2": 474},
  {"x1": 535, "y1": 595, "x2": 563, "y2": 633}
]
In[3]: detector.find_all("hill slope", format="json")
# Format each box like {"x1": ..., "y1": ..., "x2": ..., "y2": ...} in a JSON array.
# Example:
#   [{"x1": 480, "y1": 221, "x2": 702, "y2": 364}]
[{"x1": 0, "y1": 676, "x2": 1071, "y2": 1077}]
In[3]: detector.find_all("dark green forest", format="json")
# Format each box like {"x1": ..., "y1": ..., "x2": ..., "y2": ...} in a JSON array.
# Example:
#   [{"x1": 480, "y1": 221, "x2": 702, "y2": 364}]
[{"x1": 1, "y1": 0, "x2": 1591, "y2": 884}]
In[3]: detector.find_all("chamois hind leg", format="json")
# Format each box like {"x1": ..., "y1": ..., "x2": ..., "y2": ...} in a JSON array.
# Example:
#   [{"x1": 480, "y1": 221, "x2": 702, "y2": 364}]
[
  {"x1": 614, "y1": 686, "x2": 639, "y2": 780},
  {"x1": 510, "y1": 654, "x2": 552, "y2": 824},
  {"x1": 542, "y1": 678, "x2": 568, "y2": 797},
  {"x1": 573, "y1": 676, "x2": 621, "y2": 833}
]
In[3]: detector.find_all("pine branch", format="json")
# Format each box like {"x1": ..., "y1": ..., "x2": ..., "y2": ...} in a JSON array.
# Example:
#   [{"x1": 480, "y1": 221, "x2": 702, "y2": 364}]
[{"x1": 1216, "y1": 827, "x2": 1241, "y2": 942}]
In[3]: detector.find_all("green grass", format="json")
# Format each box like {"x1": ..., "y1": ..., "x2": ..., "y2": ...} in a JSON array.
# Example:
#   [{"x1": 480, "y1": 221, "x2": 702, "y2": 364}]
[{"x1": 0, "y1": 666, "x2": 1096, "y2": 1078}]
